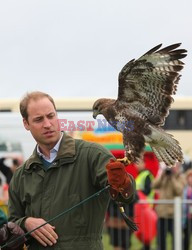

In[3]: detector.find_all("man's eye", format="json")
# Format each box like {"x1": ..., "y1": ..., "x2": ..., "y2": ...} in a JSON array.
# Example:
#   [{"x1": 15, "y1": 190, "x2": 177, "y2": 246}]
[
  {"x1": 34, "y1": 118, "x2": 43, "y2": 122},
  {"x1": 48, "y1": 114, "x2": 55, "y2": 119}
]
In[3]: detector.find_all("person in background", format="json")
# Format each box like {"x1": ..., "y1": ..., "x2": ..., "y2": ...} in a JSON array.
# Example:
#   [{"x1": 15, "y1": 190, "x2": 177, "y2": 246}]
[
  {"x1": 152, "y1": 162, "x2": 185, "y2": 250},
  {"x1": 135, "y1": 159, "x2": 154, "y2": 250},
  {"x1": 0, "y1": 158, "x2": 13, "y2": 184},
  {"x1": 8, "y1": 91, "x2": 136, "y2": 250},
  {"x1": 1, "y1": 181, "x2": 9, "y2": 205},
  {"x1": 106, "y1": 200, "x2": 136, "y2": 250},
  {"x1": 0, "y1": 158, "x2": 22, "y2": 205},
  {"x1": 0, "y1": 158, "x2": 15, "y2": 204},
  {"x1": 0, "y1": 208, "x2": 7, "y2": 226},
  {"x1": 136, "y1": 159, "x2": 154, "y2": 199},
  {"x1": 182, "y1": 168, "x2": 192, "y2": 250},
  {"x1": 0, "y1": 222, "x2": 26, "y2": 250}
]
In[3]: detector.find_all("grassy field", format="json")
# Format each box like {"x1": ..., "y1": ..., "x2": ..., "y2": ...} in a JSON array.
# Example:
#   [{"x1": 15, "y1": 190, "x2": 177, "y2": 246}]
[
  {"x1": 102, "y1": 233, "x2": 156, "y2": 250},
  {"x1": 102, "y1": 232, "x2": 191, "y2": 250}
]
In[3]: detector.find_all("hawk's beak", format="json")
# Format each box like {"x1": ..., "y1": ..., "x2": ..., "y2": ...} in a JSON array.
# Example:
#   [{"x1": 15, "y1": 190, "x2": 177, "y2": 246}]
[{"x1": 93, "y1": 110, "x2": 99, "y2": 119}]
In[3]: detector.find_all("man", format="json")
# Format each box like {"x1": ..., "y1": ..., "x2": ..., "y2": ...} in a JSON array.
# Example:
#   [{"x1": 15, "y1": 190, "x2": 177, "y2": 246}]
[
  {"x1": 8, "y1": 91, "x2": 136, "y2": 250},
  {"x1": 152, "y1": 163, "x2": 185, "y2": 250},
  {"x1": 135, "y1": 158, "x2": 154, "y2": 250},
  {"x1": 135, "y1": 158, "x2": 154, "y2": 199},
  {"x1": 0, "y1": 158, "x2": 13, "y2": 184}
]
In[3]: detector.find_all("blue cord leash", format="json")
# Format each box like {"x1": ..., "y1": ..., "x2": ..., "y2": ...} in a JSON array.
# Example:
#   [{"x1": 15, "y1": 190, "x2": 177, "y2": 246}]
[{"x1": 1, "y1": 185, "x2": 110, "y2": 249}]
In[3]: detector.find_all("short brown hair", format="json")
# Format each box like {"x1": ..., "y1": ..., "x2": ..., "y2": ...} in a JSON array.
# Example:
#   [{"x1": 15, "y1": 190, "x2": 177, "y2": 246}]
[{"x1": 20, "y1": 91, "x2": 56, "y2": 121}]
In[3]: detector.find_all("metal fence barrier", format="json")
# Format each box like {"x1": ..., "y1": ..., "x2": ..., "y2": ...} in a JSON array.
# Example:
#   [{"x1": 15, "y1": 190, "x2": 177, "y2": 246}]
[
  {"x1": 1, "y1": 199, "x2": 192, "y2": 250},
  {"x1": 104, "y1": 198, "x2": 192, "y2": 250}
]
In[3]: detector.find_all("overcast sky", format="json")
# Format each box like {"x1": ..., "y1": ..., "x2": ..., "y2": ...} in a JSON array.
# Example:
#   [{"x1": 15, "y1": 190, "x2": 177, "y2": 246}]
[{"x1": 0, "y1": 0, "x2": 191, "y2": 100}]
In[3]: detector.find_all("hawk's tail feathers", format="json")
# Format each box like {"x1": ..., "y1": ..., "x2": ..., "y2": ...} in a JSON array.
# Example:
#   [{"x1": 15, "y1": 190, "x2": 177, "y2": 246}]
[
  {"x1": 151, "y1": 141, "x2": 183, "y2": 166},
  {"x1": 149, "y1": 127, "x2": 183, "y2": 166}
]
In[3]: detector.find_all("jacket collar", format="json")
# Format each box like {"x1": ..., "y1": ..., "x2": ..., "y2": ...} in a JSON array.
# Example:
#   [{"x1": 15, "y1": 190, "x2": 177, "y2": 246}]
[{"x1": 25, "y1": 132, "x2": 76, "y2": 170}]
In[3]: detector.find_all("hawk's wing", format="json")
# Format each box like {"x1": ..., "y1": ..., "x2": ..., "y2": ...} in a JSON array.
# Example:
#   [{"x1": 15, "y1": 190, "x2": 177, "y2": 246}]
[{"x1": 117, "y1": 43, "x2": 187, "y2": 126}]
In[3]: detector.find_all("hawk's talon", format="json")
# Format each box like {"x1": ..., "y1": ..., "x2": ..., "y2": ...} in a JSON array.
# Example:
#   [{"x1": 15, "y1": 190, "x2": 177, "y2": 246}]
[{"x1": 116, "y1": 157, "x2": 131, "y2": 165}]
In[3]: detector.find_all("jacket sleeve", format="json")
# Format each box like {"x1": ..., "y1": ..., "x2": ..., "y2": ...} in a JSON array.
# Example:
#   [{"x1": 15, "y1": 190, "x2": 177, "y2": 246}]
[
  {"x1": 88, "y1": 143, "x2": 114, "y2": 188},
  {"x1": 8, "y1": 168, "x2": 27, "y2": 230}
]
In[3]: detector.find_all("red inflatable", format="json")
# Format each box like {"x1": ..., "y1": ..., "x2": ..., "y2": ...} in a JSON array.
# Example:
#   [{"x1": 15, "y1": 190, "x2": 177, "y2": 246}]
[{"x1": 134, "y1": 191, "x2": 157, "y2": 244}]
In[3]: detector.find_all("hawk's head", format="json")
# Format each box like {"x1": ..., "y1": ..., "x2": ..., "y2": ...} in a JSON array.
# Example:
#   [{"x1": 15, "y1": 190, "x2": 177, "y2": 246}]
[
  {"x1": 92, "y1": 98, "x2": 105, "y2": 119},
  {"x1": 92, "y1": 98, "x2": 116, "y2": 119}
]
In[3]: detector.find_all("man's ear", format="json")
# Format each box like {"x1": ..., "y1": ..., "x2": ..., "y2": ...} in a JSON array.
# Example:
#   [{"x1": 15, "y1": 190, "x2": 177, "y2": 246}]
[{"x1": 23, "y1": 118, "x2": 30, "y2": 131}]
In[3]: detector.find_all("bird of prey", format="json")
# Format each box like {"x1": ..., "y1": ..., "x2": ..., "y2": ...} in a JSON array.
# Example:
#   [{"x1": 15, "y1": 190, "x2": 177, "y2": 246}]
[{"x1": 92, "y1": 43, "x2": 187, "y2": 166}]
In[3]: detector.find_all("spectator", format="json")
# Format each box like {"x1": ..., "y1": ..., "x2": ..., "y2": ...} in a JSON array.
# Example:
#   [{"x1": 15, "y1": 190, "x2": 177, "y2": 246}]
[
  {"x1": 152, "y1": 162, "x2": 185, "y2": 250},
  {"x1": 182, "y1": 168, "x2": 192, "y2": 250},
  {"x1": 0, "y1": 158, "x2": 13, "y2": 184},
  {"x1": 0, "y1": 208, "x2": 7, "y2": 226},
  {"x1": 106, "y1": 199, "x2": 137, "y2": 250},
  {"x1": 0, "y1": 158, "x2": 14, "y2": 204},
  {"x1": 136, "y1": 159, "x2": 154, "y2": 199},
  {"x1": 135, "y1": 159, "x2": 154, "y2": 250},
  {"x1": 0, "y1": 222, "x2": 26, "y2": 249}
]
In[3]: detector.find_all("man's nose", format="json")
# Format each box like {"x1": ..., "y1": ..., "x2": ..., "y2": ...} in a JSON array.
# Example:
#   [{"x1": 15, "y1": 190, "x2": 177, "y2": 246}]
[{"x1": 43, "y1": 118, "x2": 51, "y2": 128}]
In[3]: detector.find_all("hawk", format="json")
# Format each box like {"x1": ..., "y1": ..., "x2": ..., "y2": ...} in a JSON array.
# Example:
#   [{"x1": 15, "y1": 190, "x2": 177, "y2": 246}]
[{"x1": 92, "y1": 43, "x2": 187, "y2": 166}]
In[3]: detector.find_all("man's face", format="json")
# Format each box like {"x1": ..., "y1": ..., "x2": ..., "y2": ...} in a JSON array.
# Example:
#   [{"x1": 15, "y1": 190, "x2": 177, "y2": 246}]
[{"x1": 23, "y1": 97, "x2": 61, "y2": 149}]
